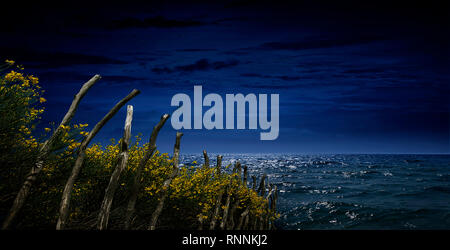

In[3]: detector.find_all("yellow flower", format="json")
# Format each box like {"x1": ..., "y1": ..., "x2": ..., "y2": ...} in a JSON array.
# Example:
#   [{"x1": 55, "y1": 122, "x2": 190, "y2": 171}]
[
  {"x1": 5, "y1": 59, "x2": 15, "y2": 65},
  {"x1": 4, "y1": 71, "x2": 24, "y2": 82},
  {"x1": 39, "y1": 97, "x2": 46, "y2": 103},
  {"x1": 80, "y1": 131, "x2": 89, "y2": 136},
  {"x1": 21, "y1": 80, "x2": 30, "y2": 88},
  {"x1": 28, "y1": 75, "x2": 39, "y2": 84},
  {"x1": 44, "y1": 128, "x2": 51, "y2": 132}
]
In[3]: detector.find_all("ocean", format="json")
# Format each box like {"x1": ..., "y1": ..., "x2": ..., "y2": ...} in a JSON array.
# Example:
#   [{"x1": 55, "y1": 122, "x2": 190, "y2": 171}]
[{"x1": 180, "y1": 154, "x2": 450, "y2": 230}]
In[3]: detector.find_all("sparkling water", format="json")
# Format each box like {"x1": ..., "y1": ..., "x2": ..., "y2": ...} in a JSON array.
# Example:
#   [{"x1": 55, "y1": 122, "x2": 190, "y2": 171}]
[{"x1": 180, "y1": 154, "x2": 450, "y2": 229}]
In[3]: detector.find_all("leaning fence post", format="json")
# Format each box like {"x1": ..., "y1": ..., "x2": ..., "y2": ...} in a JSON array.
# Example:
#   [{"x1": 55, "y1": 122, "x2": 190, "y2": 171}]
[
  {"x1": 2, "y1": 75, "x2": 101, "y2": 230},
  {"x1": 148, "y1": 132, "x2": 183, "y2": 230},
  {"x1": 236, "y1": 165, "x2": 249, "y2": 230},
  {"x1": 235, "y1": 161, "x2": 242, "y2": 180},
  {"x1": 243, "y1": 210, "x2": 250, "y2": 230},
  {"x1": 252, "y1": 174, "x2": 267, "y2": 230},
  {"x1": 216, "y1": 155, "x2": 222, "y2": 175},
  {"x1": 124, "y1": 114, "x2": 169, "y2": 229},
  {"x1": 209, "y1": 155, "x2": 223, "y2": 230},
  {"x1": 243, "y1": 165, "x2": 248, "y2": 186},
  {"x1": 248, "y1": 175, "x2": 257, "y2": 229},
  {"x1": 220, "y1": 161, "x2": 241, "y2": 230},
  {"x1": 227, "y1": 161, "x2": 241, "y2": 229},
  {"x1": 236, "y1": 208, "x2": 249, "y2": 230},
  {"x1": 97, "y1": 105, "x2": 133, "y2": 230},
  {"x1": 262, "y1": 183, "x2": 273, "y2": 230},
  {"x1": 269, "y1": 185, "x2": 278, "y2": 230},
  {"x1": 209, "y1": 188, "x2": 224, "y2": 230},
  {"x1": 56, "y1": 89, "x2": 140, "y2": 230},
  {"x1": 258, "y1": 174, "x2": 267, "y2": 196},
  {"x1": 219, "y1": 180, "x2": 233, "y2": 230},
  {"x1": 197, "y1": 150, "x2": 212, "y2": 229},
  {"x1": 203, "y1": 150, "x2": 210, "y2": 167}
]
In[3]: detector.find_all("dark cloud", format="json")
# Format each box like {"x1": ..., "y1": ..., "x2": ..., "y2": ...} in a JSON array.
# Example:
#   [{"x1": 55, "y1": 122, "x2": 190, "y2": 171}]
[
  {"x1": 107, "y1": 16, "x2": 205, "y2": 29},
  {"x1": 342, "y1": 68, "x2": 393, "y2": 74},
  {"x1": 240, "y1": 73, "x2": 301, "y2": 81},
  {"x1": 0, "y1": 47, "x2": 127, "y2": 69},
  {"x1": 257, "y1": 34, "x2": 385, "y2": 51},
  {"x1": 240, "y1": 84, "x2": 292, "y2": 89},
  {"x1": 276, "y1": 76, "x2": 302, "y2": 81},
  {"x1": 240, "y1": 73, "x2": 264, "y2": 77},
  {"x1": 35, "y1": 72, "x2": 157, "y2": 89},
  {"x1": 35, "y1": 71, "x2": 92, "y2": 83},
  {"x1": 102, "y1": 75, "x2": 147, "y2": 83},
  {"x1": 152, "y1": 59, "x2": 239, "y2": 73},
  {"x1": 176, "y1": 49, "x2": 218, "y2": 52},
  {"x1": 221, "y1": 50, "x2": 250, "y2": 56}
]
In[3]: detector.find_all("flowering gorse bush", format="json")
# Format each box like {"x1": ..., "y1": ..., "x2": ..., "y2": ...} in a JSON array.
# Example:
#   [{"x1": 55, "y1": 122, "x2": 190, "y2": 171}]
[{"x1": 0, "y1": 62, "x2": 274, "y2": 229}]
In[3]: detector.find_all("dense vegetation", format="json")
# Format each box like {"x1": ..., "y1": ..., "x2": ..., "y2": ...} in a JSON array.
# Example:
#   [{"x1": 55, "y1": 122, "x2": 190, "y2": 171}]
[{"x1": 0, "y1": 61, "x2": 276, "y2": 230}]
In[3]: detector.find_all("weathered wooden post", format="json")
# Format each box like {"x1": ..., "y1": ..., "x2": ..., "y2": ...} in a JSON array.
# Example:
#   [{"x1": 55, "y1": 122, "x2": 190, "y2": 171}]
[
  {"x1": 219, "y1": 181, "x2": 233, "y2": 230},
  {"x1": 252, "y1": 214, "x2": 258, "y2": 230},
  {"x1": 252, "y1": 176, "x2": 257, "y2": 191},
  {"x1": 148, "y1": 132, "x2": 183, "y2": 230},
  {"x1": 236, "y1": 165, "x2": 250, "y2": 230},
  {"x1": 243, "y1": 165, "x2": 248, "y2": 186},
  {"x1": 202, "y1": 150, "x2": 210, "y2": 167},
  {"x1": 216, "y1": 155, "x2": 222, "y2": 175},
  {"x1": 124, "y1": 114, "x2": 169, "y2": 229},
  {"x1": 243, "y1": 210, "x2": 250, "y2": 230},
  {"x1": 236, "y1": 208, "x2": 249, "y2": 230},
  {"x1": 269, "y1": 185, "x2": 278, "y2": 230},
  {"x1": 2, "y1": 75, "x2": 101, "y2": 230},
  {"x1": 261, "y1": 183, "x2": 273, "y2": 230},
  {"x1": 258, "y1": 174, "x2": 267, "y2": 196},
  {"x1": 252, "y1": 174, "x2": 267, "y2": 230},
  {"x1": 209, "y1": 189, "x2": 224, "y2": 230},
  {"x1": 272, "y1": 185, "x2": 278, "y2": 213},
  {"x1": 198, "y1": 217, "x2": 204, "y2": 230},
  {"x1": 209, "y1": 155, "x2": 223, "y2": 230},
  {"x1": 97, "y1": 105, "x2": 133, "y2": 230},
  {"x1": 56, "y1": 89, "x2": 140, "y2": 230},
  {"x1": 220, "y1": 160, "x2": 243, "y2": 230},
  {"x1": 235, "y1": 161, "x2": 242, "y2": 180},
  {"x1": 227, "y1": 161, "x2": 242, "y2": 229},
  {"x1": 197, "y1": 150, "x2": 212, "y2": 230},
  {"x1": 246, "y1": 175, "x2": 257, "y2": 230}
]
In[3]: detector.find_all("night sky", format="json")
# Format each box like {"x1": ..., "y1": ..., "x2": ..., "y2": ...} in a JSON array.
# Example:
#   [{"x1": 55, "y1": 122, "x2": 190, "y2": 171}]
[{"x1": 1, "y1": 1, "x2": 449, "y2": 154}]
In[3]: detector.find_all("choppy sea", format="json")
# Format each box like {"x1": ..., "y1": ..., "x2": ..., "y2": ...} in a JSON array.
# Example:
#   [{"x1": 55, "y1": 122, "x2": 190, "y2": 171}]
[{"x1": 180, "y1": 154, "x2": 450, "y2": 230}]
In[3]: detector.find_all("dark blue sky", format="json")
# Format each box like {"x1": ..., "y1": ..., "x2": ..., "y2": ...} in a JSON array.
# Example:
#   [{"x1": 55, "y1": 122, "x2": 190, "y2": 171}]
[{"x1": 1, "y1": 1, "x2": 449, "y2": 153}]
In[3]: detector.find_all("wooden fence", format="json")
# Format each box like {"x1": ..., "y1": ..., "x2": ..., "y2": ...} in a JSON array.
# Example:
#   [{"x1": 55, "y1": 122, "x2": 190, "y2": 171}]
[{"x1": 2, "y1": 75, "x2": 278, "y2": 230}]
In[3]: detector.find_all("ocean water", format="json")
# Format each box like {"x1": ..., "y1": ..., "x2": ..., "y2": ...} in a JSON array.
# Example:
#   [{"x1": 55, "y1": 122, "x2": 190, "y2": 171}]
[{"x1": 180, "y1": 154, "x2": 450, "y2": 230}]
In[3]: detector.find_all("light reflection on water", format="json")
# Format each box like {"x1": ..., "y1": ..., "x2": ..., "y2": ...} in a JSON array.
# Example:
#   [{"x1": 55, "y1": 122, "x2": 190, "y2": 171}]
[{"x1": 180, "y1": 154, "x2": 450, "y2": 229}]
